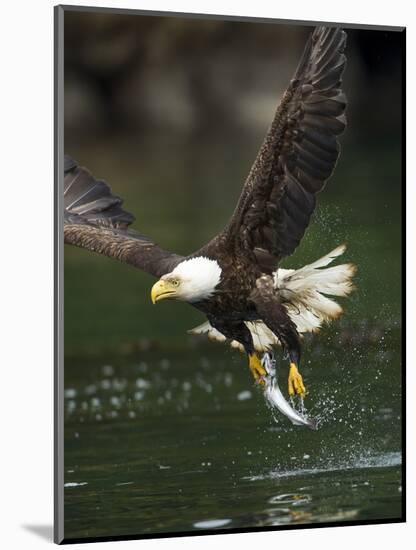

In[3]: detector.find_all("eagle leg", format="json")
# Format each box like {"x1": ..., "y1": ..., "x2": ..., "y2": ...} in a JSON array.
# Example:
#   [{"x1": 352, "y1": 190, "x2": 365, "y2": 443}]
[
  {"x1": 288, "y1": 362, "x2": 306, "y2": 397},
  {"x1": 251, "y1": 275, "x2": 306, "y2": 397},
  {"x1": 248, "y1": 353, "x2": 267, "y2": 385},
  {"x1": 208, "y1": 318, "x2": 266, "y2": 385}
]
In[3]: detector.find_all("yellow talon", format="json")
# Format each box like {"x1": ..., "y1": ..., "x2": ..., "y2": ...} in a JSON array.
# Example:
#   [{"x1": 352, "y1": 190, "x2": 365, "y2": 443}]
[
  {"x1": 248, "y1": 353, "x2": 266, "y2": 385},
  {"x1": 288, "y1": 362, "x2": 306, "y2": 397}
]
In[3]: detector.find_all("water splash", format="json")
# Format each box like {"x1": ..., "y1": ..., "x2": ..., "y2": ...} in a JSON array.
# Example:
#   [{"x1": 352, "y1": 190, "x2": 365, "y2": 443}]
[
  {"x1": 245, "y1": 451, "x2": 401, "y2": 481},
  {"x1": 262, "y1": 353, "x2": 317, "y2": 430}
]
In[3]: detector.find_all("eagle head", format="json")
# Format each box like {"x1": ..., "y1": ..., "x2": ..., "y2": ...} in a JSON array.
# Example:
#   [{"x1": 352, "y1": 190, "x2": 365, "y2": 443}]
[{"x1": 151, "y1": 257, "x2": 222, "y2": 304}]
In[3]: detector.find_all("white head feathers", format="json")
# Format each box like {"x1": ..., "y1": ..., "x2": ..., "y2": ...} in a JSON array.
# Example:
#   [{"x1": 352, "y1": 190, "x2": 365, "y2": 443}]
[{"x1": 168, "y1": 256, "x2": 222, "y2": 302}]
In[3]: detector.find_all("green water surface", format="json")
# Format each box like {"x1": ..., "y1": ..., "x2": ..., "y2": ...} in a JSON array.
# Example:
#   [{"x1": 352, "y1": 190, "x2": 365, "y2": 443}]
[{"x1": 63, "y1": 139, "x2": 402, "y2": 540}]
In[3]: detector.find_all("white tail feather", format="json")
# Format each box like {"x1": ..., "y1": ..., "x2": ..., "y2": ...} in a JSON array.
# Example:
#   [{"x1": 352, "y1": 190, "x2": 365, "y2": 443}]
[
  {"x1": 294, "y1": 243, "x2": 346, "y2": 270},
  {"x1": 188, "y1": 245, "x2": 356, "y2": 353},
  {"x1": 275, "y1": 244, "x2": 356, "y2": 332},
  {"x1": 188, "y1": 320, "x2": 277, "y2": 353},
  {"x1": 189, "y1": 321, "x2": 227, "y2": 343}
]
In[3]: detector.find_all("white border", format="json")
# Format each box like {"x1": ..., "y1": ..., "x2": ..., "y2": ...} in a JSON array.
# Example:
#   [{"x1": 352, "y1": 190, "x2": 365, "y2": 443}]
[{"x1": 1, "y1": 1, "x2": 411, "y2": 549}]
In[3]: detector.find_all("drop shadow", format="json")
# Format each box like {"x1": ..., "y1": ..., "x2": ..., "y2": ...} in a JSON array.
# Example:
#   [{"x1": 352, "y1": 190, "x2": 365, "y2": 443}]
[{"x1": 22, "y1": 524, "x2": 53, "y2": 542}]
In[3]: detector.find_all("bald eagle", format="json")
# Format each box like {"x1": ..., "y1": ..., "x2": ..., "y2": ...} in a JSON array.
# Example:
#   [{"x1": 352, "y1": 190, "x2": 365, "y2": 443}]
[{"x1": 64, "y1": 26, "x2": 355, "y2": 398}]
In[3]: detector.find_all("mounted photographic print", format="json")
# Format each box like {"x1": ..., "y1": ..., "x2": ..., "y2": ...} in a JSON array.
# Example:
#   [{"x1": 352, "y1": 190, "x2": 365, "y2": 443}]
[{"x1": 54, "y1": 5, "x2": 405, "y2": 544}]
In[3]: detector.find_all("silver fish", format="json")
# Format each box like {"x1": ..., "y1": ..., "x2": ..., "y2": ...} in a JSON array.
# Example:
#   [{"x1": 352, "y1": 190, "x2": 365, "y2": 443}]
[{"x1": 261, "y1": 353, "x2": 317, "y2": 430}]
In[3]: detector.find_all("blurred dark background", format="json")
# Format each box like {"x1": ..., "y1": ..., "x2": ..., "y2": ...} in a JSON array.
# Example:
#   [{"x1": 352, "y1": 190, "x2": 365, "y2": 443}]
[{"x1": 64, "y1": 11, "x2": 403, "y2": 356}]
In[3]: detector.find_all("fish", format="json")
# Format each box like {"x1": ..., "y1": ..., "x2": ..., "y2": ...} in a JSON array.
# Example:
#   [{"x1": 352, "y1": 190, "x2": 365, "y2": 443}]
[{"x1": 261, "y1": 353, "x2": 318, "y2": 430}]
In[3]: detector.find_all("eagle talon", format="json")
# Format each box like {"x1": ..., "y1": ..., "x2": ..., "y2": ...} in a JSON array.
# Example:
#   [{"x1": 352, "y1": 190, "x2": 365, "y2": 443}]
[
  {"x1": 248, "y1": 353, "x2": 266, "y2": 386},
  {"x1": 288, "y1": 362, "x2": 306, "y2": 397}
]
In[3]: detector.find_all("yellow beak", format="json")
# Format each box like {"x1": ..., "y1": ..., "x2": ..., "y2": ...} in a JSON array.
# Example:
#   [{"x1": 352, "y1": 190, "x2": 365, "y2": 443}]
[{"x1": 151, "y1": 280, "x2": 177, "y2": 304}]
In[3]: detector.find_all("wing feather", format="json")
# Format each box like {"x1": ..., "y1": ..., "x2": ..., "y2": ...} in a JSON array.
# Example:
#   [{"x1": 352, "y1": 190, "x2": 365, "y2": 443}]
[
  {"x1": 63, "y1": 156, "x2": 183, "y2": 278},
  {"x1": 198, "y1": 26, "x2": 347, "y2": 269}
]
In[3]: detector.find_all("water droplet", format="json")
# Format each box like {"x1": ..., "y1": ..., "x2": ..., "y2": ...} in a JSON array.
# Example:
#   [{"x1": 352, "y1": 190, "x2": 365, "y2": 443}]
[
  {"x1": 102, "y1": 365, "x2": 114, "y2": 376},
  {"x1": 237, "y1": 390, "x2": 252, "y2": 401},
  {"x1": 64, "y1": 482, "x2": 87, "y2": 488},
  {"x1": 136, "y1": 378, "x2": 151, "y2": 389}
]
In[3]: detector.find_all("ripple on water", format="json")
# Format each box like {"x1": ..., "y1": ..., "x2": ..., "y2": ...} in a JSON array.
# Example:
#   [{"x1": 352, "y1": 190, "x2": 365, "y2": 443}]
[
  {"x1": 268, "y1": 493, "x2": 311, "y2": 506},
  {"x1": 193, "y1": 519, "x2": 232, "y2": 529},
  {"x1": 245, "y1": 451, "x2": 402, "y2": 481}
]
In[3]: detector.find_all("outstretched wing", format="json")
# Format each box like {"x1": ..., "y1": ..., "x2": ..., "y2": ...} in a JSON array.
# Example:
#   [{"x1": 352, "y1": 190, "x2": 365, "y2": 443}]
[
  {"x1": 200, "y1": 26, "x2": 347, "y2": 270},
  {"x1": 64, "y1": 156, "x2": 183, "y2": 278}
]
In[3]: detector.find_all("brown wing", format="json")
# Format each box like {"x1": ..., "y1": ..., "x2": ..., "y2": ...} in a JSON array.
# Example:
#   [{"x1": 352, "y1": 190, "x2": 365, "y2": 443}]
[
  {"x1": 199, "y1": 26, "x2": 347, "y2": 270},
  {"x1": 64, "y1": 156, "x2": 183, "y2": 278}
]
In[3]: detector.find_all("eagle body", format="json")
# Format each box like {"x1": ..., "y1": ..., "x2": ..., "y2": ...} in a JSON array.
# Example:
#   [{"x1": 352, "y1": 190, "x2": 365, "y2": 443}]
[
  {"x1": 194, "y1": 257, "x2": 261, "y2": 320},
  {"x1": 64, "y1": 26, "x2": 355, "y2": 396}
]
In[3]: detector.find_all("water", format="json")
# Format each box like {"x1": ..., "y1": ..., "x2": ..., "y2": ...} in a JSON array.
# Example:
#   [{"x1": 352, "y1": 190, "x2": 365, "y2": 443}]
[
  {"x1": 63, "y1": 337, "x2": 402, "y2": 540},
  {"x1": 62, "y1": 137, "x2": 402, "y2": 540}
]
